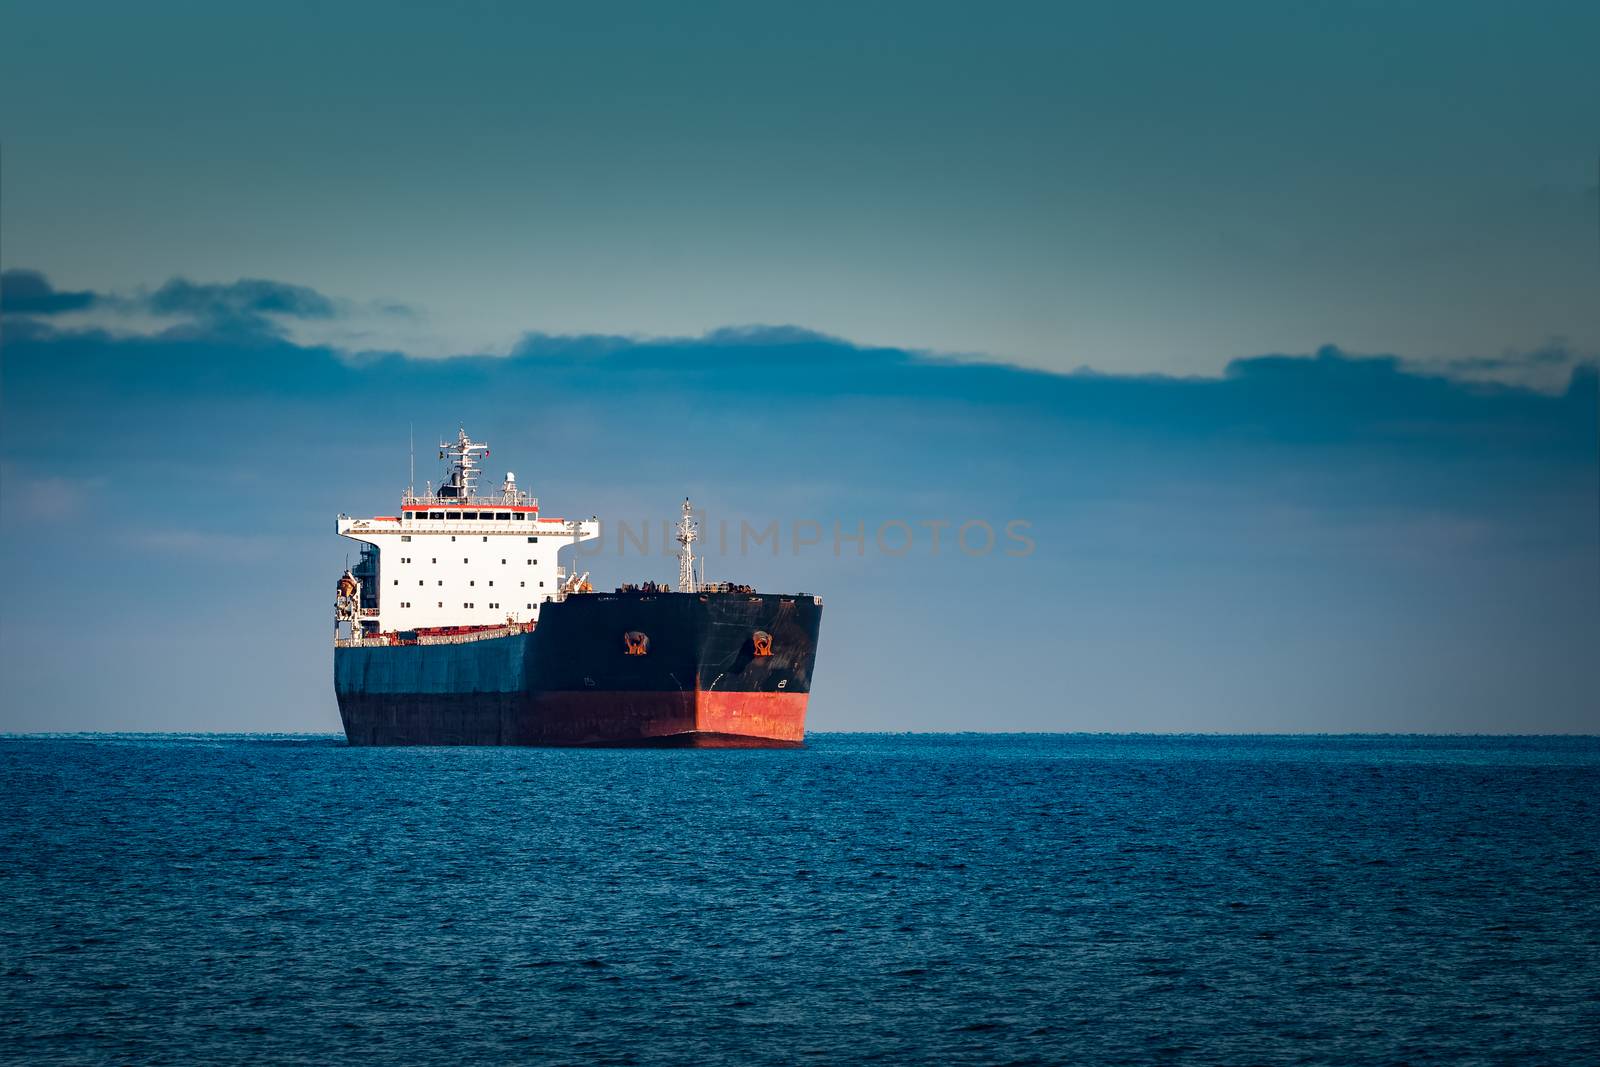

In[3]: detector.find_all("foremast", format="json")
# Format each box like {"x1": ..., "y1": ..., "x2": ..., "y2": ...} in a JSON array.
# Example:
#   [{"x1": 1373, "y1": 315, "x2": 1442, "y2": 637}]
[{"x1": 676, "y1": 498, "x2": 699, "y2": 593}]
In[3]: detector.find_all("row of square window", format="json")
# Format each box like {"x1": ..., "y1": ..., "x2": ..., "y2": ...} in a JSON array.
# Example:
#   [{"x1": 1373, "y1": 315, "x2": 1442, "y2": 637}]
[
  {"x1": 395, "y1": 602, "x2": 544, "y2": 610},
  {"x1": 397, "y1": 558, "x2": 539, "y2": 565},
  {"x1": 407, "y1": 512, "x2": 529, "y2": 521},
  {"x1": 400, "y1": 535, "x2": 539, "y2": 543},
  {"x1": 396, "y1": 580, "x2": 545, "y2": 587}
]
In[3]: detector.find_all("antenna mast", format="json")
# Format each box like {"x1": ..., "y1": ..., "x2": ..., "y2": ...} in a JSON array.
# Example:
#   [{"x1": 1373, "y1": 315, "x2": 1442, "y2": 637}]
[
  {"x1": 676, "y1": 498, "x2": 699, "y2": 593},
  {"x1": 438, "y1": 427, "x2": 489, "y2": 500}
]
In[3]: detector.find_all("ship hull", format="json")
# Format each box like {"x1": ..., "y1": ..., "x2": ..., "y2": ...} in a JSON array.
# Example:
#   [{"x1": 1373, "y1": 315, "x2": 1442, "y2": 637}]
[{"x1": 335, "y1": 592, "x2": 820, "y2": 747}]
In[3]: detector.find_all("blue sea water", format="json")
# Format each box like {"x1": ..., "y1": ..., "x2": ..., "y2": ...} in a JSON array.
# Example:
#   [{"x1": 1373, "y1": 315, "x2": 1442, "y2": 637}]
[{"x1": 2, "y1": 734, "x2": 1597, "y2": 1065}]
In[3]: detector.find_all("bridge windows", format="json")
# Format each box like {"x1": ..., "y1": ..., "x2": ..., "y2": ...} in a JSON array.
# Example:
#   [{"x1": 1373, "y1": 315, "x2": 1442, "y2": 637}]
[{"x1": 446, "y1": 512, "x2": 461, "y2": 520}]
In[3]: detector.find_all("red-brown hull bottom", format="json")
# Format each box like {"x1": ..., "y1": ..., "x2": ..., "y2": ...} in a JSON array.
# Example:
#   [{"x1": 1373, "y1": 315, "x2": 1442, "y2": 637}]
[
  {"x1": 530, "y1": 690, "x2": 807, "y2": 746},
  {"x1": 337, "y1": 689, "x2": 809, "y2": 747},
  {"x1": 582, "y1": 731, "x2": 805, "y2": 749}
]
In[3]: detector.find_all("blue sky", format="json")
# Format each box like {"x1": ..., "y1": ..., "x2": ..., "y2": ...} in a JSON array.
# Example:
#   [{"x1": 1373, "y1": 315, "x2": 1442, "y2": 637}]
[{"x1": 1, "y1": 2, "x2": 1596, "y2": 732}]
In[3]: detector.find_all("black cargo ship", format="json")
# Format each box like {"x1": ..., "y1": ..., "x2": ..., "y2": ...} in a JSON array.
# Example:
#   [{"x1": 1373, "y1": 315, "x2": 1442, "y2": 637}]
[{"x1": 334, "y1": 429, "x2": 822, "y2": 746}]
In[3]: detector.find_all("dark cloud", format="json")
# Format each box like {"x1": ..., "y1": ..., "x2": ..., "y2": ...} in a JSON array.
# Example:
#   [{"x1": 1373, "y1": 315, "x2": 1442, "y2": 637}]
[
  {"x1": 147, "y1": 277, "x2": 337, "y2": 320},
  {"x1": 700, "y1": 325, "x2": 843, "y2": 347},
  {"x1": 6, "y1": 318, "x2": 1593, "y2": 472},
  {"x1": 142, "y1": 277, "x2": 339, "y2": 341},
  {"x1": 0, "y1": 269, "x2": 97, "y2": 315},
  {"x1": 508, "y1": 331, "x2": 633, "y2": 360}
]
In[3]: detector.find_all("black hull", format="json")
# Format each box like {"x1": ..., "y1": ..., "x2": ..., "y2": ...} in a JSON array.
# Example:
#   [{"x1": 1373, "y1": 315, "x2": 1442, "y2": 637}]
[{"x1": 335, "y1": 591, "x2": 822, "y2": 746}]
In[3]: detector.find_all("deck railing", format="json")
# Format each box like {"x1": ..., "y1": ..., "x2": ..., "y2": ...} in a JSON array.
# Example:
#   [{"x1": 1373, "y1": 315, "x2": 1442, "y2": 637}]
[
  {"x1": 334, "y1": 623, "x2": 533, "y2": 649},
  {"x1": 401, "y1": 492, "x2": 538, "y2": 510}
]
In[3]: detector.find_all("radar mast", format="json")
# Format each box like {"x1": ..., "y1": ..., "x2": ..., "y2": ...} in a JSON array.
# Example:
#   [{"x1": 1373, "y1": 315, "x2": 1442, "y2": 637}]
[{"x1": 437, "y1": 427, "x2": 489, "y2": 500}]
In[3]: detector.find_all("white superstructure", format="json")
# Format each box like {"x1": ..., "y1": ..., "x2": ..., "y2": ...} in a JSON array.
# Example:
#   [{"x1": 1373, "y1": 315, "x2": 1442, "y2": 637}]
[{"x1": 336, "y1": 428, "x2": 600, "y2": 636}]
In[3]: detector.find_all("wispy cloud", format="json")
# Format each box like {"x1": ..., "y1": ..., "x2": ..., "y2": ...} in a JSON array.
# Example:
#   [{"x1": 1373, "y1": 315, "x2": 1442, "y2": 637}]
[
  {"x1": 0, "y1": 465, "x2": 103, "y2": 524},
  {"x1": 1407, "y1": 340, "x2": 1583, "y2": 393},
  {"x1": 1, "y1": 270, "x2": 415, "y2": 345}
]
